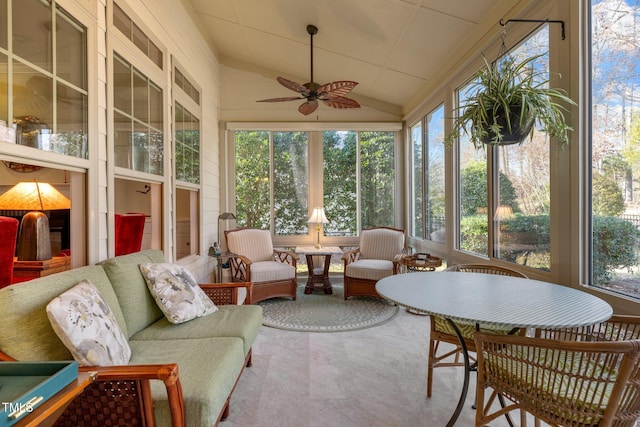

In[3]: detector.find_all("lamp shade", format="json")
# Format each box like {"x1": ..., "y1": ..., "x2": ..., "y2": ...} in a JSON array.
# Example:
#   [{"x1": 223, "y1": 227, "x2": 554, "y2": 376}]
[
  {"x1": 0, "y1": 181, "x2": 70, "y2": 261},
  {"x1": 307, "y1": 207, "x2": 328, "y2": 224},
  {"x1": 0, "y1": 181, "x2": 70, "y2": 210}
]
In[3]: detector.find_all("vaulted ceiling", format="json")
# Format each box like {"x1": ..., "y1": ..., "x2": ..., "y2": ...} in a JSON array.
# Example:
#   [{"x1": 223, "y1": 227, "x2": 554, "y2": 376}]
[{"x1": 185, "y1": 0, "x2": 526, "y2": 121}]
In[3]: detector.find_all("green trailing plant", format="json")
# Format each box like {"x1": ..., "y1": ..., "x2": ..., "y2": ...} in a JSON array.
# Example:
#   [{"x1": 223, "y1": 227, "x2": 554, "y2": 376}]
[{"x1": 446, "y1": 54, "x2": 577, "y2": 148}]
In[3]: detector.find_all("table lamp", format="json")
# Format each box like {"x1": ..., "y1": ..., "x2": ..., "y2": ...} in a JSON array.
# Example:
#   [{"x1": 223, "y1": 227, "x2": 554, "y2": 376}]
[
  {"x1": 0, "y1": 181, "x2": 71, "y2": 261},
  {"x1": 307, "y1": 207, "x2": 328, "y2": 248}
]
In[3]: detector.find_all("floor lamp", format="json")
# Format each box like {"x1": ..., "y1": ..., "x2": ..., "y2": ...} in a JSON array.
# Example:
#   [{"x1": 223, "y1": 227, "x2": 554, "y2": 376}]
[
  {"x1": 0, "y1": 181, "x2": 71, "y2": 261},
  {"x1": 218, "y1": 212, "x2": 236, "y2": 252}
]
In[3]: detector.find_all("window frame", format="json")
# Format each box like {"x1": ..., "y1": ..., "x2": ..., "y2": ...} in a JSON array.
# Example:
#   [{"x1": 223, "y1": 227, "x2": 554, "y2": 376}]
[{"x1": 225, "y1": 122, "x2": 402, "y2": 248}]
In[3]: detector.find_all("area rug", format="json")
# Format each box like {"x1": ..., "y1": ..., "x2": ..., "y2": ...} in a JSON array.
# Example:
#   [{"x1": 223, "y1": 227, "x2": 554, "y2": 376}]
[{"x1": 257, "y1": 285, "x2": 399, "y2": 332}]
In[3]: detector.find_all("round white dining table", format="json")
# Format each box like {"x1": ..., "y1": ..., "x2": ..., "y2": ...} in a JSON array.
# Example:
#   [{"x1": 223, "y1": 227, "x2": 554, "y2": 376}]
[{"x1": 376, "y1": 271, "x2": 613, "y2": 426}]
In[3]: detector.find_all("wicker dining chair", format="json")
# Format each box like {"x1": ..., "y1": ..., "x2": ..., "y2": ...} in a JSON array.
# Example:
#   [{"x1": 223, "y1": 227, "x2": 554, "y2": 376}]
[
  {"x1": 527, "y1": 315, "x2": 640, "y2": 427},
  {"x1": 474, "y1": 332, "x2": 640, "y2": 427},
  {"x1": 427, "y1": 264, "x2": 528, "y2": 398},
  {"x1": 535, "y1": 314, "x2": 640, "y2": 343}
]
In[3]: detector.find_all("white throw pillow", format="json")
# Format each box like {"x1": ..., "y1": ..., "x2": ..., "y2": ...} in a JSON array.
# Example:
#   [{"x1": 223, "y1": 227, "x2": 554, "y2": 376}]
[
  {"x1": 139, "y1": 262, "x2": 218, "y2": 324},
  {"x1": 46, "y1": 280, "x2": 131, "y2": 366}
]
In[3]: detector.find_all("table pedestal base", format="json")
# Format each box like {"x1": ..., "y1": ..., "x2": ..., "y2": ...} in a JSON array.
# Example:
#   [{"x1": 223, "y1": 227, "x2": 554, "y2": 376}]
[{"x1": 303, "y1": 254, "x2": 333, "y2": 295}]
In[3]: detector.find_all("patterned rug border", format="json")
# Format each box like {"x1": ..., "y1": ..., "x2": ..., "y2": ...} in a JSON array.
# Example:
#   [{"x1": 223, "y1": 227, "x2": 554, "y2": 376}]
[{"x1": 258, "y1": 285, "x2": 399, "y2": 333}]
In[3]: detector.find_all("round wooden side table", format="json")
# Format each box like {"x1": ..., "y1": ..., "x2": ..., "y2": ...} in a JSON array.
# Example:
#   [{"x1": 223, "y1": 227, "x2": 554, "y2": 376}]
[
  {"x1": 399, "y1": 253, "x2": 442, "y2": 272},
  {"x1": 398, "y1": 253, "x2": 442, "y2": 315}
]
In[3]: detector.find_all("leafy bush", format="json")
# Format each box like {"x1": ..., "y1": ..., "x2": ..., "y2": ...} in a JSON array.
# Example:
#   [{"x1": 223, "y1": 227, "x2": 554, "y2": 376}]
[
  {"x1": 460, "y1": 215, "x2": 488, "y2": 254},
  {"x1": 461, "y1": 213, "x2": 637, "y2": 282},
  {"x1": 592, "y1": 216, "x2": 638, "y2": 284},
  {"x1": 461, "y1": 161, "x2": 519, "y2": 216},
  {"x1": 592, "y1": 173, "x2": 625, "y2": 217}
]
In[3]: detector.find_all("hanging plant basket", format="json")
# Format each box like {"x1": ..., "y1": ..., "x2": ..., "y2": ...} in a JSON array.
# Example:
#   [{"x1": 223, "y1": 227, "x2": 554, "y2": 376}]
[
  {"x1": 445, "y1": 54, "x2": 576, "y2": 149},
  {"x1": 480, "y1": 106, "x2": 535, "y2": 146}
]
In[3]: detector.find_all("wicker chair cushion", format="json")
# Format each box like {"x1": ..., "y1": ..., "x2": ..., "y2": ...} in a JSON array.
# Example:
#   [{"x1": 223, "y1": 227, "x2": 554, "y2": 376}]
[
  {"x1": 46, "y1": 280, "x2": 131, "y2": 366},
  {"x1": 131, "y1": 305, "x2": 263, "y2": 356},
  {"x1": 129, "y1": 337, "x2": 245, "y2": 427},
  {"x1": 433, "y1": 317, "x2": 515, "y2": 339},
  {"x1": 485, "y1": 346, "x2": 615, "y2": 424},
  {"x1": 250, "y1": 260, "x2": 296, "y2": 282},
  {"x1": 359, "y1": 228, "x2": 404, "y2": 261},
  {"x1": 99, "y1": 250, "x2": 166, "y2": 338},
  {"x1": 227, "y1": 229, "x2": 274, "y2": 262},
  {"x1": 139, "y1": 263, "x2": 218, "y2": 324},
  {"x1": 346, "y1": 259, "x2": 394, "y2": 280}
]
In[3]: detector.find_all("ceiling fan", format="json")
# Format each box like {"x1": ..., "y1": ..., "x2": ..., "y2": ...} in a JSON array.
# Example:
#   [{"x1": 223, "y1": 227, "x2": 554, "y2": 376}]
[{"x1": 257, "y1": 25, "x2": 361, "y2": 116}]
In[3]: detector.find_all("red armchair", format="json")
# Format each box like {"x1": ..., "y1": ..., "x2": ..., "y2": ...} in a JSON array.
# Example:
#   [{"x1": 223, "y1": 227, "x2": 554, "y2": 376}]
[
  {"x1": 0, "y1": 216, "x2": 19, "y2": 288},
  {"x1": 114, "y1": 213, "x2": 146, "y2": 256}
]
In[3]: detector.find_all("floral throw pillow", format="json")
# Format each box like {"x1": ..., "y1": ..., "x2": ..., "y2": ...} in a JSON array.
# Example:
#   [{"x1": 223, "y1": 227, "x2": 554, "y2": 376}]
[
  {"x1": 139, "y1": 263, "x2": 218, "y2": 324},
  {"x1": 46, "y1": 280, "x2": 131, "y2": 366}
]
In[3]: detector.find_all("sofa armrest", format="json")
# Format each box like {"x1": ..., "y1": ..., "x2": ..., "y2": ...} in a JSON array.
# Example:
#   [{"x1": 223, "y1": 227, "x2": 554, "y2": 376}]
[
  {"x1": 0, "y1": 351, "x2": 184, "y2": 427},
  {"x1": 199, "y1": 282, "x2": 254, "y2": 305},
  {"x1": 273, "y1": 249, "x2": 299, "y2": 267},
  {"x1": 341, "y1": 248, "x2": 361, "y2": 266}
]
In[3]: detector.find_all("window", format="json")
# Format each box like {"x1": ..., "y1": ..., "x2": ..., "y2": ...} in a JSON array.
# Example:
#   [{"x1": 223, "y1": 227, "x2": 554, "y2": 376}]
[
  {"x1": 589, "y1": 0, "x2": 640, "y2": 299},
  {"x1": 323, "y1": 131, "x2": 356, "y2": 235},
  {"x1": 360, "y1": 131, "x2": 395, "y2": 229},
  {"x1": 173, "y1": 65, "x2": 201, "y2": 259},
  {"x1": 410, "y1": 122, "x2": 423, "y2": 239},
  {"x1": 234, "y1": 131, "x2": 270, "y2": 229},
  {"x1": 273, "y1": 132, "x2": 308, "y2": 235},
  {"x1": 455, "y1": 26, "x2": 550, "y2": 268},
  {"x1": 1, "y1": 0, "x2": 87, "y2": 158},
  {"x1": 410, "y1": 105, "x2": 446, "y2": 242},
  {"x1": 113, "y1": 2, "x2": 162, "y2": 68},
  {"x1": 457, "y1": 80, "x2": 489, "y2": 257},
  {"x1": 174, "y1": 102, "x2": 199, "y2": 184},
  {"x1": 113, "y1": 54, "x2": 163, "y2": 175},
  {"x1": 495, "y1": 28, "x2": 551, "y2": 270},
  {"x1": 233, "y1": 129, "x2": 397, "y2": 238}
]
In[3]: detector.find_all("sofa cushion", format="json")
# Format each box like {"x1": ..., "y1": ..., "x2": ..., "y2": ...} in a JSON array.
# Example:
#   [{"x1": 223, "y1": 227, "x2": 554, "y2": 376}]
[
  {"x1": 250, "y1": 260, "x2": 296, "y2": 282},
  {"x1": 98, "y1": 250, "x2": 166, "y2": 337},
  {"x1": 131, "y1": 304, "x2": 263, "y2": 356},
  {"x1": 139, "y1": 262, "x2": 218, "y2": 324},
  {"x1": 226, "y1": 229, "x2": 274, "y2": 262},
  {"x1": 129, "y1": 337, "x2": 245, "y2": 427},
  {"x1": 0, "y1": 265, "x2": 125, "y2": 361},
  {"x1": 46, "y1": 280, "x2": 131, "y2": 366},
  {"x1": 346, "y1": 259, "x2": 394, "y2": 281}
]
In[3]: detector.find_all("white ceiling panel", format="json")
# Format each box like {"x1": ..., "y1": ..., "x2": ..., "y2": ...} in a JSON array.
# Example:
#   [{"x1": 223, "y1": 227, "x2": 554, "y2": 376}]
[{"x1": 186, "y1": 0, "x2": 519, "y2": 119}]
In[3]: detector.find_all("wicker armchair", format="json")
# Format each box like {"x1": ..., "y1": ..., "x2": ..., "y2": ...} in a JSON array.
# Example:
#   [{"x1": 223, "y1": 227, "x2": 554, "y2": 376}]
[
  {"x1": 474, "y1": 332, "x2": 640, "y2": 427},
  {"x1": 427, "y1": 264, "x2": 527, "y2": 398},
  {"x1": 225, "y1": 228, "x2": 299, "y2": 303},
  {"x1": 341, "y1": 227, "x2": 405, "y2": 300}
]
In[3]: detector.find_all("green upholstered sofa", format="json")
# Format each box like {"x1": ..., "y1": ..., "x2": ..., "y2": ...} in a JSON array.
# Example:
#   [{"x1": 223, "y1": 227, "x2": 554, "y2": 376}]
[{"x1": 0, "y1": 249, "x2": 263, "y2": 427}]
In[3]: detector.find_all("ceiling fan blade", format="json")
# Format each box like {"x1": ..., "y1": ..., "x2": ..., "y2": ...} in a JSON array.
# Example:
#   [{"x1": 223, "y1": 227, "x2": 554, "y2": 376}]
[
  {"x1": 321, "y1": 95, "x2": 361, "y2": 109},
  {"x1": 318, "y1": 81, "x2": 358, "y2": 97},
  {"x1": 257, "y1": 96, "x2": 304, "y2": 102},
  {"x1": 298, "y1": 100, "x2": 318, "y2": 115},
  {"x1": 277, "y1": 77, "x2": 311, "y2": 96}
]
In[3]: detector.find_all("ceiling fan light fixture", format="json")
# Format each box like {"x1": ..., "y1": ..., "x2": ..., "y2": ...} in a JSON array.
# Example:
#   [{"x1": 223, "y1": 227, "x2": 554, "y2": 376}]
[{"x1": 257, "y1": 25, "x2": 360, "y2": 115}]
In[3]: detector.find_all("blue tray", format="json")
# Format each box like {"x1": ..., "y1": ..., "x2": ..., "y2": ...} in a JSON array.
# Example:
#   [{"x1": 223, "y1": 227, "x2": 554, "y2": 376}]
[{"x1": 0, "y1": 361, "x2": 78, "y2": 426}]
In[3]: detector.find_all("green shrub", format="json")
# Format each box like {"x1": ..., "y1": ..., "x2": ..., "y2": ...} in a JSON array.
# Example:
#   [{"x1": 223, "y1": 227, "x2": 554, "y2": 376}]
[
  {"x1": 460, "y1": 215, "x2": 488, "y2": 254},
  {"x1": 592, "y1": 216, "x2": 638, "y2": 284}
]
